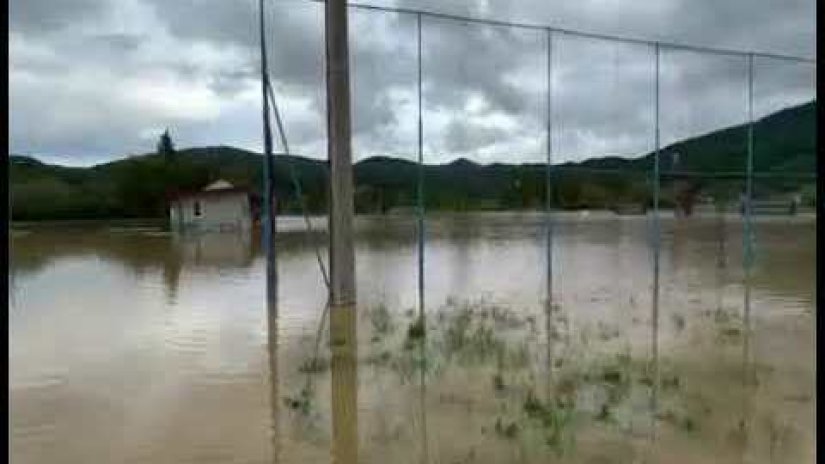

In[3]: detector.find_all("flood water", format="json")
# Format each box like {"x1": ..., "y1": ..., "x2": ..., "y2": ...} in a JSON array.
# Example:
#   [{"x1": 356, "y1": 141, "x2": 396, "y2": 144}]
[{"x1": 9, "y1": 212, "x2": 816, "y2": 463}]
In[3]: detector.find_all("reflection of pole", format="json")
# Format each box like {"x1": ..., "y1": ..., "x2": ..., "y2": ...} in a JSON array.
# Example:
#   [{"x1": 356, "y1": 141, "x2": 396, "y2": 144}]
[
  {"x1": 267, "y1": 306, "x2": 280, "y2": 463},
  {"x1": 330, "y1": 308, "x2": 358, "y2": 464},
  {"x1": 650, "y1": 315, "x2": 659, "y2": 451},
  {"x1": 416, "y1": 13, "x2": 426, "y2": 330},
  {"x1": 715, "y1": 201, "x2": 726, "y2": 313},
  {"x1": 9, "y1": 184, "x2": 14, "y2": 308},
  {"x1": 326, "y1": 0, "x2": 356, "y2": 311},
  {"x1": 739, "y1": 302, "x2": 753, "y2": 463},
  {"x1": 418, "y1": 340, "x2": 429, "y2": 464},
  {"x1": 259, "y1": 0, "x2": 277, "y2": 310},
  {"x1": 162, "y1": 236, "x2": 183, "y2": 304}
]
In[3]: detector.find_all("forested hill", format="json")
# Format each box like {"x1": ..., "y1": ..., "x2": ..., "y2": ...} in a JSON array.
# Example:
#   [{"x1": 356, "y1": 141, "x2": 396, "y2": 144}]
[{"x1": 9, "y1": 100, "x2": 815, "y2": 220}]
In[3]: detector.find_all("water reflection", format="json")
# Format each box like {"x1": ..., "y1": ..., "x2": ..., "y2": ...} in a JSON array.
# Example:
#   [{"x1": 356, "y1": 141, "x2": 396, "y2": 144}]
[
  {"x1": 174, "y1": 230, "x2": 255, "y2": 267},
  {"x1": 739, "y1": 230, "x2": 755, "y2": 464},
  {"x1": 8, "y1": 214, "x2": 816, "y2": 464},
  {"x1": 330, "y1": 307, "x2": 358, "y2": 464},
  {"x1": 417, "y1": 340, "x2": 429, "y2": 464},
  {"x1": 738, "y1": 309, "x2": 754, "y2": 463},
  {"x1": 267, "y1": 276, "x2": 280, "y2": 464}
]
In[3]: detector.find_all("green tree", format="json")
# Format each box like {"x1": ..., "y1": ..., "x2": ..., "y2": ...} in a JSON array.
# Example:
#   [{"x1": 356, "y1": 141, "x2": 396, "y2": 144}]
[{"x1": 157, "y1": 128, "x2": 176, "y2": 162}]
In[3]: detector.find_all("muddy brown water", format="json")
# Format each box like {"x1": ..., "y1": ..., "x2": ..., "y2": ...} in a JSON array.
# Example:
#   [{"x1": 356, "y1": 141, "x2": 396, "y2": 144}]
[{"x1": 9, "y1": 212, "x2": 815, "y2": 463}]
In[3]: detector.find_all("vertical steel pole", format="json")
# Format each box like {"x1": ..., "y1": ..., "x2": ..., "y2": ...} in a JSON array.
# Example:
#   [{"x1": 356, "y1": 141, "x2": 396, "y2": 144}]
[
  {"x1": 326, "y1": 0, "x2": 356, "y2": 310},
  {"x1": 544, "y1": 28, "x2": 557, "y2": 405},
  {"x1": 650, "y1": 42, "x2": 661, "y2": 442},
  {"x1": 744, "y1": 53, "x2": 754, "y2": 329},
  {"x1": 652, "y1": 43, "x2": 661, "y2": 363},
  {"x1": 259, "y1": 0, "x2": 277, "y2": 310},
  {"x1": 743, "y1": 53, "x2": 755, "y2": 396},
  {"x1": 652, "y1": 43, "x2": 661, "y2": 352},
  {"x1": 416, "y1": 13, "x2": 426, "y2": 328},
  {"x1": 545, "y1": 28, "x2": 554, "y2": 306}
]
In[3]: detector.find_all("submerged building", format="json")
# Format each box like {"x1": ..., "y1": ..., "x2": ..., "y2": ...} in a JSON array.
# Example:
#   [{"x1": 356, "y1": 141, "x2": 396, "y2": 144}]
[{"x1": 168, "y1": 180, "x2": 259, "y2": 233}]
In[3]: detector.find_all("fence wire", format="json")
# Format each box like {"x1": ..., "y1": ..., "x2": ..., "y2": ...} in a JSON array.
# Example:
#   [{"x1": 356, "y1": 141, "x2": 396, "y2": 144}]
[
  {"x1": 262, "y1": 1, "x2": 815, "y2": 450},
  {"x1": 265, "y1": 0, "x2": 816, "y2": 390}
]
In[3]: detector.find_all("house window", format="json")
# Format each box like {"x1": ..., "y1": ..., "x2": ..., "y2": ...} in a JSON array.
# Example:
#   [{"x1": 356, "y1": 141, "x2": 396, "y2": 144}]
[{"x1": 194, "y1": 201, "x2": 202, "y2": 217}]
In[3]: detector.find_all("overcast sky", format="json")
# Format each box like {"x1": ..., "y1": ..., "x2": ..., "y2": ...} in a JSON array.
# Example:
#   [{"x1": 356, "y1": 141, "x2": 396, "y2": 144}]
[{"x1": 9, "y1": 0, "x2": 816, "y2": 166}]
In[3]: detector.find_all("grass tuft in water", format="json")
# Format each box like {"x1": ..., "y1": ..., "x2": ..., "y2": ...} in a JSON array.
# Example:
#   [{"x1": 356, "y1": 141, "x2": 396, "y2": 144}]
[
  {"x1": 283, "y1": 387, "x2": 314, "y2": 415},
  {"x1": 444, "y1": 307, "x2": 472, "y2": 353},
  {"x1": 365, "y1": 350, "x2": 392, "y2": 366},
  {"x1": 522, "y1": 389, "x2": 575, "y2": 454},
  {"x1": 662, "y1": 373, "x2": 680, "y2": 390},
  {"x1": 494, "y1": 417, "x2": 520, "y2": 439},
  {"x1": 492, "y1": 373, "x2": 505, "y2": 393},
  {"x1": 658, "y1": 409, "x2": 699, "y2": 434},
  {"x1": 368, "y1": 304, "x2": 394, "y2": 338},
  {"x1": 595, "y1": 403, "x2": 613, "y2": 423},
  {"x1": 297, "y1": 357, "x2": 329, "y2": 374},
  {"x1": 406, "y1": 316, "x2": 425, "y2": 341}
]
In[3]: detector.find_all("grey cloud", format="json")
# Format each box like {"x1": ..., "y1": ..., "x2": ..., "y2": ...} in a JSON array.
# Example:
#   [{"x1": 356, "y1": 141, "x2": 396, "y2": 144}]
[
  {"x1": 142, "y1": 0, "x2": 260, "y2": 47},
  {"x1": 144, "y1": 0, "x2": 326, "y2": 90},
  {"x1": 421, "y1": 20, "x2": 545, "y2": 116},
  {"x1": 9, "y1": 0, "x2": 106, "y2": 33},
  {"x1": 68, "y1": 33, "x2": 148, "y2": 68},
  {"x1": 443, "y1": 119, "x2": 509, "y2": 153},
  {"x1": 208, "y1": 68, "x2": 258, "y2": 96},
  {"x1": 90, "y1": 33, "x2": 144, "y2": 52},
  {"x1": 8, "y1": 0, "x2": 816, "y2": 166}
]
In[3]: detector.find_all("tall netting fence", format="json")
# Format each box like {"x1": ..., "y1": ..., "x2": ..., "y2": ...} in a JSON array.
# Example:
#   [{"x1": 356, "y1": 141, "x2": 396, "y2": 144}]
[{"x1": 264, "y1": 1, "x2": 815, "y2": 461}]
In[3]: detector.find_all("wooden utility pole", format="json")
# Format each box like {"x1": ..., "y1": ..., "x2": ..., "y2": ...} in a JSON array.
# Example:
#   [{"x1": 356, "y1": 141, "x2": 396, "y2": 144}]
[
  {"x1": 326, "y1": 0, "x2": 356, "y2": 310},
  {"x1": 326, "y1": 3, "x2": 357, "y2": 462},
  {"x1": 259, "y1": 0, "x2": 277, "y2": 310}
]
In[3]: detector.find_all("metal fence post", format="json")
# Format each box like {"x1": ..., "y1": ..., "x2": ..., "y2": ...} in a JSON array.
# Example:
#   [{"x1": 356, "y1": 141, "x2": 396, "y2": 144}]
[
  {"x1": 259, "y1": 0, "x2": 277, "y2": 311},
  {"x1": 416, "y1": 13, "x2": 426, "y2": 329},
  {"x1": 744, "y1": 53, "x2": 755, "y2": 324},
  {"x1": 650, "y1": 41, "x2": 662, "y2": 441},
  {"x1": 546, "y1": 28, "x2": 554, "y2": 306}
]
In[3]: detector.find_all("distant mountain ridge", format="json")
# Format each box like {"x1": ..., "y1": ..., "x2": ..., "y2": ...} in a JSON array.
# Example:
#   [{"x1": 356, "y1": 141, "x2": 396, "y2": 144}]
[{"x1": 9, "y1": 100, "x2": 816, "y2": 220}]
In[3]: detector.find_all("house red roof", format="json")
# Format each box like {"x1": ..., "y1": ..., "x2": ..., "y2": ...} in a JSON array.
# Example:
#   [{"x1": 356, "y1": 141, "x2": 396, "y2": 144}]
[
  {"x1": 167, "y1": 187, "x2": 252, "y2": 202},
  {"x1": 166, "y1": 180, "x2": 256, "y2": 202}
]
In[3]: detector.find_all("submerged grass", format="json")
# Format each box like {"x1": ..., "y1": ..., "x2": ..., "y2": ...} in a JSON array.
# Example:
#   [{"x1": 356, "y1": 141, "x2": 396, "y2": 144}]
[
  {"x1": 406, "y1": 316, "x2": 425, "y2": 341},
  {"x1": 294, "y1": 296, "x2": 719, "y2": 453},
  {"x1": 494, "y1": 418, "x2": 520, "y2": 439},
  {"x1": 297, "y1": 357, "x2": 329, "y2": 374},
  {"x1": 283, "y1": 386, "x2": 314, "y2": 416},
  {"x1": 368, "y1": 303, "x2": 395, "y2": 338},
  {"x1": 523, "y1": 389, "x2": 576, "y2": 454}
]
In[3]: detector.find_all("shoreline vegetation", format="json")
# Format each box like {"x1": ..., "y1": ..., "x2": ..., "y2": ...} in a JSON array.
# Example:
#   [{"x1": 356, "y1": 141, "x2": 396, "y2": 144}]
[
  {"x1": 9, "y1": 208, "x2": 817, "y2": 229},
  {"x1": 9, "y1": 100, "x2": 815, "y2": 222}
]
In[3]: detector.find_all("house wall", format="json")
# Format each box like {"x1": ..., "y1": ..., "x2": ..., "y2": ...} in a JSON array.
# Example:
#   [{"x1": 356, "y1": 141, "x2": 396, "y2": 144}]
[{"x1": 170, "y1": 192, "x2": 252, "y2": 232}]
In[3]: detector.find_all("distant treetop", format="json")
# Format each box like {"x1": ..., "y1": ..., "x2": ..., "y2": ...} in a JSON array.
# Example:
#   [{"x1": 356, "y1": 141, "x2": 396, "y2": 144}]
[{"x1": 158, "y1": 128, "x2": 176, "y2": 161}]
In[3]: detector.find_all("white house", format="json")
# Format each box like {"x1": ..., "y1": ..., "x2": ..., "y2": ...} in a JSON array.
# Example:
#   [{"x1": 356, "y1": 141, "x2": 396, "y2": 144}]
[{"x1": 168, "y1": 180, "x2": 257, "y2": 233}]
